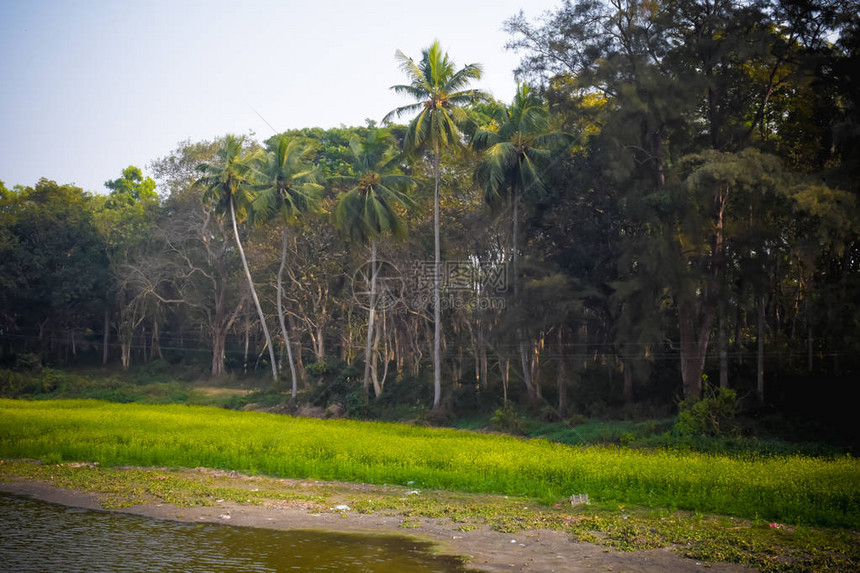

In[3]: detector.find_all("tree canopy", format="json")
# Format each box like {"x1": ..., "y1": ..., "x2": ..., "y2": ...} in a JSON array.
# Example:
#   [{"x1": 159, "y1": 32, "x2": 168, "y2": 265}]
[{"x1": 1, "y1": 2, "x2": 857, "y2": 438}]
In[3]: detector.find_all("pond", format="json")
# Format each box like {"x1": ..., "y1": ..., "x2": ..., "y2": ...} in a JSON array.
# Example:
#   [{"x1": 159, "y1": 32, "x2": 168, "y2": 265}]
[{"x1": 0, "y1": 493, "x2": 477, "y2": 572}]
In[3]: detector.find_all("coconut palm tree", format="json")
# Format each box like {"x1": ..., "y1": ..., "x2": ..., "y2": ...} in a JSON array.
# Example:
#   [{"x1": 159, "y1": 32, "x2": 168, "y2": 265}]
[
  {"x1": 333, "y1": 129, "x2": 416, "y2": 399},
  {"x1": 473, "y1": 83, "x2": 570, "y2": 401},
  {"x1": 383, "y1": 40, "x2": 486, "y2": 410},
  {"x1": 249, "y1": 134, "x2": 323, "y2": 399},
  {"x1": 195, "y1": 135, "x2": 278, "y2": 381}
]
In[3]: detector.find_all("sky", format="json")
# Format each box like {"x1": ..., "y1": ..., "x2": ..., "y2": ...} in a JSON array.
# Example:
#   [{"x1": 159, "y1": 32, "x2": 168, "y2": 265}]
[{"x1": 0, "y1": 0, "x2": 559, "y2": 194}]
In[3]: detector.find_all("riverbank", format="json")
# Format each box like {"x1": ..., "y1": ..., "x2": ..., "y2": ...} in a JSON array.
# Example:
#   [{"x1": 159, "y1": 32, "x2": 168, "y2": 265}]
[
  {"x1": 3, "y1": 461, "x2": 857, "y2": 572},
  {"x1": 0, "y1": 464, "x2": 752, "y2": 573}
]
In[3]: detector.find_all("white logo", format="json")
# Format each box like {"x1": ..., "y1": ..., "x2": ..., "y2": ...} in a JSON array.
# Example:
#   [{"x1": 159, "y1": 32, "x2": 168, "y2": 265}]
[{"x1": 350, "y1": 259, "x2": 406, "y2": 311}]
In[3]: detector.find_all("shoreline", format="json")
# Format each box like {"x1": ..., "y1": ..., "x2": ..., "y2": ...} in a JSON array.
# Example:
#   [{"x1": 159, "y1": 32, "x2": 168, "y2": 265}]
[{"x1": 0, "y1": 470, "x2": 752, "y2": 573}]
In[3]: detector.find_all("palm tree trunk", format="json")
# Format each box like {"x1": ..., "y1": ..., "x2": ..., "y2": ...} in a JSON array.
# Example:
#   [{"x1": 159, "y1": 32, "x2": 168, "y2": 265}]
[
  {"x1": 277, "y1": 228, "x2": 299, "y2": 398},
  {"x1": 512, "y1": 193, "x2": 536, "y2": 402},
  {"x1": 363, "y1": 240, "x2": 378, "y2": 401},
  {"x1": 243, "y1": 313, "x2": 250, "y2": 373},
  {"x1": 371, "y1": 310, "x2": 384, "y2": 398},
  {"x1": 432, "y1": 142, "x2": 443, "y2": 410},
  {"x1": 230, "y1": 196, "x2": 278, "y2": 382}
]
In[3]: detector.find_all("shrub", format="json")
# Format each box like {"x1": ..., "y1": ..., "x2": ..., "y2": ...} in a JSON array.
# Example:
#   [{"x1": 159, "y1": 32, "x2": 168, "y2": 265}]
[
  {"x1": 13, "y1": 353, "x2": 42, "y2": 372},
  {"x1": 490, "y1": 402, "x2": 527, "y2": 435},
  {"x1": 675, "y1": 386, "x2": 739, "y2": 438},
  {"x1": 303, "y1": 360, "x2": 365, "y2": 415}
]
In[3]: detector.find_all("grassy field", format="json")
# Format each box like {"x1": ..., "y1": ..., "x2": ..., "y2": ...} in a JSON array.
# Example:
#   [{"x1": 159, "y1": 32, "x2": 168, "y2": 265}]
[
  {"x1": 1, "y1": 399, "x2": 857, "y2": 529},
  {"x1": 0, "y1": 400, "x2": 860, "y2": 528}
]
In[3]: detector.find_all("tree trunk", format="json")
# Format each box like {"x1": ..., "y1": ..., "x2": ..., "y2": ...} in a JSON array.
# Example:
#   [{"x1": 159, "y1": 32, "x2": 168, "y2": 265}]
[
  {"x1": 719, "y1": 312, "x2": 729, "y2": 389},
  {"x1": 432, "y1": 142, "x2": 443, "y2": 410},
  {"x1": 230, "y1": 196, "x2": 278, "y2": 382},
  {"x1": 102, "y1": 310, "x2": 110, "y2": 366},
  {"x1": 678, "y1": 302, "x2": 706, "y2": 401},
  {"x1": 622, "y1": 358, "x2": 633, "y2": 403},
  {"x1": 757, "y1": 295, "x2": 765, "y2": 402},
  {"x1": 363, "y1": 241, "x2": 379, "y2": 401},
  {"x1": 277, "y1": 229, "x2": 299, "y2": 398},
  {"x1": 371, "y1": 310, "x2": 384, "y2": 398},
  {"x1": 121, "y1": 341, "x2": 131, "y2": 370},
  {"x1": 557, "y1": 328, "x2": 567, "y2": 413},
  {"x1": 150, "y1": 321, "x2": 161, "y2": 360},
  {"x1": 454, "y1": 341, "x2": 463, "y2": 387},
  {"x1": 38, "y1": 319, "x2": 48, "y2": 363},
  {"x1": 314, "y1": 325, "x2": 325, "y2": 363},
  {"x1": 531, "y1": 335, "x2": 544, "y2": 399},
  {"x1": 676, "y1": 181, "x2": 726, "y2": 401},
  {"x1": 212, "y1": 329, "x2": 227, "y2": 377},
  {"x1": 287, "y1": 311, "x2": 305, "y2": 383},
  {"x1": 480, "y1": 343, "x2": 488, "y2": 390},
  {"x1": 343, "y1": 305, "x2": 353, "y2": 365},
  {"x1": 501, "y1": 356, "x2": 510, "y2": 404},
  {"x1": 243, "y1": 314, "x2": 250, "y2": 374},
  {"x1": 395, "y1": 327, "x2": 405, "y2": 380},
  {"x1": 512, "y1": 194, "x2": 537, "y2": 402}
]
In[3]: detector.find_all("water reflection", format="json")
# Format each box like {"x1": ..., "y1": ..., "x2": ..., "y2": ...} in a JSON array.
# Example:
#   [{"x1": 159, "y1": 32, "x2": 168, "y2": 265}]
[{"x1": 0, "y1": 493, "x2": 477, "y2": 572}]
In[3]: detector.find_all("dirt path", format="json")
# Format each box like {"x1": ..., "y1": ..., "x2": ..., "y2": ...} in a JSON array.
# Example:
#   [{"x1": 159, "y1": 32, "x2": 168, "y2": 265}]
[{"x1": 0, "y1": 478, "x2": 752, "y2": 573}]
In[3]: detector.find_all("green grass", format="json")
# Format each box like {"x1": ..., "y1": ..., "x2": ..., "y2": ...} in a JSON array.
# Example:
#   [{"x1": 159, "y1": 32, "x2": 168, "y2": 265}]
[
  {"x1": 1, "y1": 399, "x2": 858, "y2": 528},
  {"x1": 2, "y1": 461, "x2": 857, "y2": 572},
  {"x1": 0, "y1": 367, "x2": 252, "y2": 407},
  {"x1": 525, "y1": 417, "x2": 846, "y2": 457}
]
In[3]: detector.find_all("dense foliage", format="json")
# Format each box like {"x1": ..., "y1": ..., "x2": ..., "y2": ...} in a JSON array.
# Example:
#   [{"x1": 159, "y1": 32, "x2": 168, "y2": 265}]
[{"x1": 1, "y1": 1, "x2": 858, "y2": 441}]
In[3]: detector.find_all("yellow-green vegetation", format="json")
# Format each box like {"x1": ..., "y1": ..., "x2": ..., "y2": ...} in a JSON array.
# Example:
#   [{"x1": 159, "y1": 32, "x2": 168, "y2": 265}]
[
  {"x1": 1, "y1": 399, "x2": 858, "y2": 530},
  {"x1": 1, "y1": 460, "x2": 857, "y2": 573}
]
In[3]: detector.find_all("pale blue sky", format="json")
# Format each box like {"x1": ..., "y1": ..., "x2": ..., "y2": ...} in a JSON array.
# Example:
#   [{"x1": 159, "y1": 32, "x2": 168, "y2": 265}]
[{"x1": 0, "y1": 0, "x2": 558, "y2": 193}]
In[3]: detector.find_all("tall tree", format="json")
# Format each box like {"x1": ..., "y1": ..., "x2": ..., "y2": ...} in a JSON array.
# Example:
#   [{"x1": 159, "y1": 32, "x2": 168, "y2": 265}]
[
  {"x1": 384, "y1": 40, "x2": 487, "y2": 410},
  {"x1": 0, "y1": 180, "x2": 110, "y2": 362},
  {"x1": 334, "y1": 129, "x2": 416, "y2": 399},
  {"x1": 195, "y1": 135, "x2": 278, "y2": 381},
  {"x1": 473, "y1": 83, "x2": 568, "y2": 401},
  {"x1": 104, "y1": 166, "x2": 158, "y2": 205},
  {"x1": 95, "y1": 165, "x2": 160, "y2": 367},
  {"x1": 250, "y1": 134, "x2": 323, "y2": 398}
]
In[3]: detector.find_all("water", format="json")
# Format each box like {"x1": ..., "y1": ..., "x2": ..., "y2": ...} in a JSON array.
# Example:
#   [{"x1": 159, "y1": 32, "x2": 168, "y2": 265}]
[{"x1": 0, "y1": 493, "x2": 477, "y2": 572}]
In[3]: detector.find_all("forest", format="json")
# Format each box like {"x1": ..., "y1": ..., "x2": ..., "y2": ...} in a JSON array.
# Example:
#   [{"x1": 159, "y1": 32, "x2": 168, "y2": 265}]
[{"x1": 1, "y1": 0, "x2": 858, "y2": 446}]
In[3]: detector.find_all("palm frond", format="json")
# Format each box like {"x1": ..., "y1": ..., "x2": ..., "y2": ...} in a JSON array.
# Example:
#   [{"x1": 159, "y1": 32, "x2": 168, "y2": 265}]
[
  {"x1": 395, "y1": 49, "x2": 427, "y2": 86},
  {"x1": 383, "y1": 101, "x2": 425, "y2": 124},
  {"x1": 472, "y1": 127, "x2": 501, "y2": 150},
  {"x1": 386, "y1": 41, "x2": 484, "y2": 155},
  {"x1": 448, "y1": 89, "x2": 491, "y2": 106},
  {"x1": 518, "y1": 151, "x2": 551, "y2": 202},
  {"x1": 332, "y1": 129, "x2": 416, "y2": 244},
  {"x1": 445, "y1": 64, "x2": 484, "y2": 93}
]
